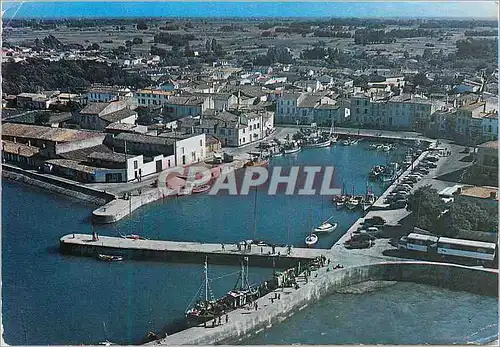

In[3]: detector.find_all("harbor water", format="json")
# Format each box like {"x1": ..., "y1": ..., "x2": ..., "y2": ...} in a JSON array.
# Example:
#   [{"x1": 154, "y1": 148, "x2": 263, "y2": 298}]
[
  {"x1": 3, "y1": 141, "x2": 496, "y2": 345},
  {"x1": 244, "y1": 281, "x2": 498, "y2": 345}
]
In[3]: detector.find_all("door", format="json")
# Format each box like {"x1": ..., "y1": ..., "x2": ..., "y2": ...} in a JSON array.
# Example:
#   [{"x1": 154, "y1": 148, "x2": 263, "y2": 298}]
[{"x1": 156, "y1": 160, "x2": 162, "y2": 173}]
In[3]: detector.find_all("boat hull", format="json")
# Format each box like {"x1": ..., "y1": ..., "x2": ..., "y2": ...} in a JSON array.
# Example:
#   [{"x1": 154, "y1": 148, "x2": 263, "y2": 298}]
[
  {"x1": 283, "y1": 147, "x2": 301, "y2": 154},
  {"x1": 303, "y1": 140, "x2": 331, "y2": 149}
]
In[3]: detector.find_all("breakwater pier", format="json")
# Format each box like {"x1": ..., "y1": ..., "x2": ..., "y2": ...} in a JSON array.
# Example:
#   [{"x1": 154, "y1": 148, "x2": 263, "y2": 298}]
[
  {"x1": 60, "y1": 234, "x2": 329, "y2": 267},
  {"x1": 148, "y1": 261, "x2": 498, "y2": 345}
]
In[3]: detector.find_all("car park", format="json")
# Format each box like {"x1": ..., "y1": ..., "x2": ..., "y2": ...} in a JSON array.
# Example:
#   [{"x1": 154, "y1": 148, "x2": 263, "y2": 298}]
[{"x1": 391, "y1": 199, "x2": 407, "y2": 209}]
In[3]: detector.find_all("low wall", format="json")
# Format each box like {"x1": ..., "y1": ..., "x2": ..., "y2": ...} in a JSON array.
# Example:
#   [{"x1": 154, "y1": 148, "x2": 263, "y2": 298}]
[
  {"x1": 92, "y1": 160, "x2": 246, "y2": 224},
  {"x1": 155, "y1": 261, "x2": 497, "y2": 345},
  {"x1": 3, "y1": 165, "x2": 115, "y2": 205}
]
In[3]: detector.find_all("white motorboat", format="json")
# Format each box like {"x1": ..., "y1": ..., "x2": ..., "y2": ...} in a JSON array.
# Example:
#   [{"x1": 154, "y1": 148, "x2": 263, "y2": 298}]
[
  {"x1": 314, "y1": 222, "x2": 338, "y2": 233},
  {"x1": 305, "y1": 233, "x2": 318, "y2": 247},
  {"x1": 342, "y1": 139, "x2": 351, "y2": 146}
]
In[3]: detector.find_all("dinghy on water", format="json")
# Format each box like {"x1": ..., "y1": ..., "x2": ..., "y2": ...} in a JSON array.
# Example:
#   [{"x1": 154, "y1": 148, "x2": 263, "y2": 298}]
[{"x1": 305, "y1": 233, "x2": 318, "y2": 247}]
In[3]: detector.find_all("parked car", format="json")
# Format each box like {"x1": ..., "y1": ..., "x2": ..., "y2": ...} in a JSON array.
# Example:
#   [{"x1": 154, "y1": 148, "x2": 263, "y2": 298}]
[
  {"x1": 398, "y1": 236, "x2": 408, "y2": 250},
  {"x1": 424, "y1": 156, "x2": 439, "y2": 162},
  {"x1": 391, "y1": 199, "x2": 407, "y2": 209}
]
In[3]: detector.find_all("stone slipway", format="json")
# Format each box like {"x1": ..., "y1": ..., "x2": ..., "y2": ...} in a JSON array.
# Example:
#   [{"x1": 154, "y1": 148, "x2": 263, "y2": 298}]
[{"x1": 150, "y1": 261, "x2": 498, "y2": 345}]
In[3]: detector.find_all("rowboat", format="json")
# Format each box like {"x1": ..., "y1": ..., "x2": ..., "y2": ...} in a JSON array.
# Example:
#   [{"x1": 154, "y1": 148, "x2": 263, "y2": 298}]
[
  {"x1": 305, "y1": 233, "x2": 318, "y2": 247},
  {"x1": 97, "y1": 254, "x2": 123, "y2": 262},
  {"x1": 192, "y1": 184, "x2": 211, "y2": 194},
  {"x1": 120, "y1": 234, "x2": 146, "y2": 240},
  {"x1": 245, "y1": 158, "x2": 269, "y2": 167}
]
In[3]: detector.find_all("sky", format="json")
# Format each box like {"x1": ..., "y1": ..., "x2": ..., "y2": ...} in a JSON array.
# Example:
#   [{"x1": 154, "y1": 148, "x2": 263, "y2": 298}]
[{"x1": 2, "y1": 1, "x2": 499, "y2": 19}]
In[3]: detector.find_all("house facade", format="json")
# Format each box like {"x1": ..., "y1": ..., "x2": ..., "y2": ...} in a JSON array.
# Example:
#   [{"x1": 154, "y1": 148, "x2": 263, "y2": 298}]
[{"x1": 77, "y1": 101, "x2": 138, "y2": 131}]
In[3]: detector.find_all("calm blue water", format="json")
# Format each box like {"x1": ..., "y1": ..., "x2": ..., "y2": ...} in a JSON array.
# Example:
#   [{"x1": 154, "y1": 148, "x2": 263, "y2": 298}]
[
  {"x1": 2, "y1": 142, "x2": 495, "y2": 345},
  {"x1": 3, "y1": 2, "x2": 497, "y2": 20},
  {"x1": 244, "y1": 282, "x2": 499, "y2": 345}
]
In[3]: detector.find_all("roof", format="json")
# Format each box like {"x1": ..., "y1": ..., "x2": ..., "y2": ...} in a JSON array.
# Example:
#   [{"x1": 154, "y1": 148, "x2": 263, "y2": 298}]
[
  {"x1": 114, "y1": 132, "x2": 170, "y2": 146},
  {"x1": 438, "y1": 237, "x2": 496, "y2": 249},
  {"x1": 461, "y1": 186, "x2": 499, "y2": 200},
  {"x1": 407, "y1": 233, "x2": 439, "y2": 242},
  {"x1": 80, "y1": 102, "x2": 111, "y2": 115},
  {"x1": 438, "y1": 185, "x2": 464, "y2": 197},
  {"x1": 206, "y1": 134, "x2": 221, "y2": 145},
  {"x1": 167, "y1": 96, "x2": 206, "y2": 106},
  {"x1": 45, "y1": 159, "x2": 99, "y2": 174},
  {"x1": 2, "y1": 140, "x2": 40, "y2": 157},
  {"x1": 278, "y1": 92, "x2": 301, "y2": 101},
  {"x1": 460, "y1": 101, "x2": 486, "y2": 112},
  {"x1": 17, "y1": 92, "x2": 46, "y2": 99},
  {"x1": 58, "y1": 144, "x2": 113, "y2": 161},
  {"x1": 2, "y1": 123, "x2": 103, "y2": 143},
  {"x1": 99, "y1": 108, "x2": 137, "y2": 123},
  {"x1": 478, "y1": 140, "x2": 498, "y2": 149},
  {"x1": 87, "y1": 151, "x2": 128, "y2": 164},
  {"x1": 298, "y1": 95, "x2": 322, "y2": 108}
]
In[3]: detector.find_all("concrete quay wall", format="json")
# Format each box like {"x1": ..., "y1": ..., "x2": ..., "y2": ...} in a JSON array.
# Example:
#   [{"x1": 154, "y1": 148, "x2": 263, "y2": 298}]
[
  {"x1": 92, "y1": 160, "x2": 246, "y2": 224},
  {"x1": 2, "y1": 165, "x2": 115, "y2": 205},
  {"x1": 155, "y1": 261, "x2": 497, "y2": 345},
  {"x1": 59, "y1": 234, "x2": 323, "y2": 268}
]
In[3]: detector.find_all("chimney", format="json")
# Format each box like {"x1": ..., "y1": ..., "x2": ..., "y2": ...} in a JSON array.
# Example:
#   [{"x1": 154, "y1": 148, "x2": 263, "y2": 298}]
[{"x1": 28, "y1": 140, "x2": 31, "y2": 146}]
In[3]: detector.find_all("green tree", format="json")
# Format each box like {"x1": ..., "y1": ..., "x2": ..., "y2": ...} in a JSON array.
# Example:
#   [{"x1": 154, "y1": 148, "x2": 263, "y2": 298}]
[{"x1": 406, "y1": 185, "x2": 444, "y2": 231}]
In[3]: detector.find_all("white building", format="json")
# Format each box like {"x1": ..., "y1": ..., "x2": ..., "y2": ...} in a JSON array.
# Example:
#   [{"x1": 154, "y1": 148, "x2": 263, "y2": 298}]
[
  {"x1": 135, "y1": 88, "x2": 173, "y2": 107},
  {"x1": 86, "y1": 86, "x2": 134, "y2": 104}
]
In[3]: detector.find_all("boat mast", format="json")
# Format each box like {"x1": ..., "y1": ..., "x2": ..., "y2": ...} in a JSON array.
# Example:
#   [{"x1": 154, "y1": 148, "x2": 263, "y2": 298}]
[
  {"x1": 204, "y1": 257, "x2": 208, "y2": 302},
  {"x1": 253, "y1": 185, "x2": 258, "y2": 240}
]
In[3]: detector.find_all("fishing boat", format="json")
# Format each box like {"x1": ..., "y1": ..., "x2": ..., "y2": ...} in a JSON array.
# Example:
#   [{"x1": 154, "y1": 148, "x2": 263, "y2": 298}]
[
  {"x1": 302, "y1": 137, "x2": 331, "y2": 148},
  {"x1": 192, "y1": 184, "x2": 211, "y2": 194},
  {"x1": 346, "y1": 196, "x2": 360, "y2": 210},
  {"x1": 333, "y1": 195, "x2": 348, "y2": 209},
  {"x1": 305, "y1": 233, "x2": 318, "y2": 247},
  {"x1": 342, "y1": 138, "x2": 352, "y2": 146},
  {"x1": 283, "y1": 146, "x2": 301, "y2": 154},
  {"x1": 186, "y1": 258, "x2": 259, "y2": 326},
  {"x1": 97, "y1": 254, "x2": 123, "y2": 262},
  {"x1": 330, "y1": 135, "x2": 338, "y2": 144},
  {"x1": 368, "y1": 144, "x2": 378, "y2": 150},
  {"x1": 362, "y1": 193, "x2": 377, "y2": 210},
  {"x1": 313, "y1": 221, "x2": 337, "y2": 234}
]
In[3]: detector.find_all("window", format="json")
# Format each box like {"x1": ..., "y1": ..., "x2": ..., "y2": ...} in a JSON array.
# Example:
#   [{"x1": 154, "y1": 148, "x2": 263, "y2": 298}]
[
  {"x1": 200, "y1": 139, "x2": 203, "y2": 146},
  {"x1": 182, "y1": 147, "x2": 185, "y2": 154},
  {"x1": 134, "y1": 161, "x2": 138, "y2": 169},
  {"x1": 364, "y1": 109, "x2": 367, "y2": 114},
  {"x1": 243, "y1": 128, "x2": 246, "y2": 134}
]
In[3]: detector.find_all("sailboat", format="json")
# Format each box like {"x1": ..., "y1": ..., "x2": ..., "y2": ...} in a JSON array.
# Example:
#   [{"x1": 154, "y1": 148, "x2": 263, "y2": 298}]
[
  {"x1": 99, "y1": 322, "x2": 115, "y2": 346},
  {"x1": 185, "y1": 257, "x2": 217, "y2": 325},
  {"x1": 313, "y1": 216, "x2": 338, "y2": 234}
]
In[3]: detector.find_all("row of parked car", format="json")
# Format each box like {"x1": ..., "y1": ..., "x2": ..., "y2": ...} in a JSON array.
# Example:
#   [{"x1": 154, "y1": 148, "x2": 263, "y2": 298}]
[{"x1": 385, "y1": 153, "x2": 441, "y2": 208}]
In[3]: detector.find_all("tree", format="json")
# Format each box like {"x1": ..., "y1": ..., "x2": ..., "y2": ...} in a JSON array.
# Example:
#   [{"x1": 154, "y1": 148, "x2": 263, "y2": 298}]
[
  {"x1": 132, "y1": 37, "x2": 143, "y2": 45},
  {"x1": 136, "y1": 21, "x2": 148, "y2": 30},
  {"x1": 406, "y1": 185, "x2": 444, "y2": 232}
]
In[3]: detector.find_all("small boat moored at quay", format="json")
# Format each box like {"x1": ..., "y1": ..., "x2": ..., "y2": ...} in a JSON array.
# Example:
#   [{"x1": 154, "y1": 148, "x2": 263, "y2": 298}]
[
  {"x1": 120, "y1": 234, "x2": 147, "y2": 240},
  {"x1": 97, "y1": 254, "x2": 123, "y2": 262},
  {"x1": 305, "y1": 233, "x2": 318, "y2": 247},
  {"x1": 192, "y1": 184, "x2": 211, "y2": 194}
]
